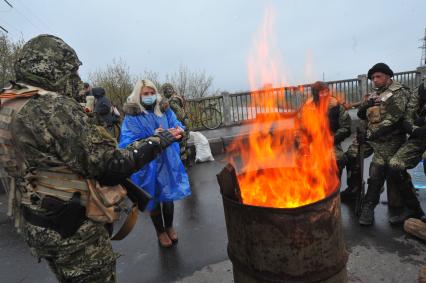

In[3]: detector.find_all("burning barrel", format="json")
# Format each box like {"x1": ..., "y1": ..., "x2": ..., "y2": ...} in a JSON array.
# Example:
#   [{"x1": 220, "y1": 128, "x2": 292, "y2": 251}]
[{"x1": 217, "y1": 165, "x2": 348, "y2": 283}]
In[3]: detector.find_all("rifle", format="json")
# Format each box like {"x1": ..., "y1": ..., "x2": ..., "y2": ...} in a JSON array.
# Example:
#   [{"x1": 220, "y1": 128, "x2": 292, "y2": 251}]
[
  {"x1": 355, "y1": 127, "x2": 366, "y2": 217},
  {"x1": 121, "y1": 178, "x2": 152, "y2": 212}
]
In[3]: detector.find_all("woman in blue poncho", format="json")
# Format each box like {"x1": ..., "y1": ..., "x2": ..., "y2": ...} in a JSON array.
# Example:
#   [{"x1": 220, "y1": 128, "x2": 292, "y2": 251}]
[{"x1": 119, "y1": 79, "x2": 191, "y2": 248}]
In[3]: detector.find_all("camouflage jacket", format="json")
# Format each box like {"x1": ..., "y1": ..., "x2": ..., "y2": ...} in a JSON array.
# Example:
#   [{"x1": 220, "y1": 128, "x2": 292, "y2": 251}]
[
  {"x1": 7, "y1": 84, "x2": 121, "y2": 180},
  {"x1": 168, "y1": 95, "x2": 189, "y2": 127},
  {"x1": 359, "y1": 80, "x2": 409, "y2": 140},
  {"x1": 329, "y1": 101, "x2": 351, "y2": 144},
  {"x1": 405, "y1": 82, "x2": 425, "y2": 127}
]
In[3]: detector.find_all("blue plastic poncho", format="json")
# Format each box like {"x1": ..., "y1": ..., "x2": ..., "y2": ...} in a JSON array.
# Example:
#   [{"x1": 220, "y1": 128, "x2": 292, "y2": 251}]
[{"x1": 119, "y1": 108, "x2": 191, "y2": 211}]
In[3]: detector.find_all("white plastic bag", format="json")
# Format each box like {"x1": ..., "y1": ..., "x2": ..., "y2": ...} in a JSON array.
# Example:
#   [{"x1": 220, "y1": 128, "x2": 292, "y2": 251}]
[{"x1": 189, "y1": 131, "x2": 214, "y2": 163}]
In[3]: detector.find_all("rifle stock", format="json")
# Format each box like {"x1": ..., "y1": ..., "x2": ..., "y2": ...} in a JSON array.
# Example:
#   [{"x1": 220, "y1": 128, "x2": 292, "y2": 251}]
[{"x1": 122, "y1": 178, "x2": 152, "y2": 212}]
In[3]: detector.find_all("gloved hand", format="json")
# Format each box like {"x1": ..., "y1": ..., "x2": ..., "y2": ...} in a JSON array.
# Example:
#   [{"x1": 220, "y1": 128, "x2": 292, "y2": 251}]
[
  {"x1": 154, "y1": 128, "x2": 183, "y2": 149},
  {"x1": 402, "y1": 120, "x2": 413, "y2": 134},
  {"x1": 411, "y1": 126, "x2": 426, "y2": 138}
]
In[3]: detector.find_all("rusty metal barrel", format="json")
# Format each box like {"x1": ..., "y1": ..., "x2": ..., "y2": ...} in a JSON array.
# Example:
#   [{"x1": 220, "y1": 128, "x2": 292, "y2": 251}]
[{"x1": 221, "y1": 170, "x2": 348, "y2": 283}]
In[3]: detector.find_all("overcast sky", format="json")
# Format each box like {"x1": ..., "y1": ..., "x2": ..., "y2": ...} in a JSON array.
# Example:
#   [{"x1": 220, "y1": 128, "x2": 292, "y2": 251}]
[{"x1": 1, "y1": 0, "x2": 425, "y2": 92}]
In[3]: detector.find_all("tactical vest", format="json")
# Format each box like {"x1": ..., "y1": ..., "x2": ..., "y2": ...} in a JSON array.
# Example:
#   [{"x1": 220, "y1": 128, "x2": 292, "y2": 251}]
[
  {"x1": 0, "y1": 85, "x2": 128, "y2": 234},
  {"x1": 366, "y1": 82, "x2": 404, "y2": 124}
]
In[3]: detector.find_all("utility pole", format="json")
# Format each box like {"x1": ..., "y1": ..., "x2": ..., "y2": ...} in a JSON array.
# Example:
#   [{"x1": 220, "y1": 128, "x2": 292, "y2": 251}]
[{"x1": 420, "y1": 28, "x2": 426, "y2": 66}]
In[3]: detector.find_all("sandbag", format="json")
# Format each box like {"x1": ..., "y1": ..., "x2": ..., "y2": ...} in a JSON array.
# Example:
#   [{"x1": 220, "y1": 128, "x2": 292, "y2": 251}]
[{"x1": 190, "y1": 131, "x2": 214, "y2": 163}]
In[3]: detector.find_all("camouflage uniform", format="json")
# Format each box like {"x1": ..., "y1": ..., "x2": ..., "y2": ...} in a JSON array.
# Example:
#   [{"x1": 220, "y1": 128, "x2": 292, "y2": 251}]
[
  {"x1": 2, "y1": 35, "x2": 178, "y2": 283},
  {"x1": 386, "y1": 82, "x2": 426, "y2": 223},
  {"x1": 161, "y1": 83, "x2": 190, "y2": 165},
  {"x1": 355, "y1": 80, "x2": 411, "y2": 225},
  {"x1": 329, "y1": 100, "x2": 352, "y2": 178},
  {"x1": 310, "y1": 82, "x2": 352, "y2": 180}
]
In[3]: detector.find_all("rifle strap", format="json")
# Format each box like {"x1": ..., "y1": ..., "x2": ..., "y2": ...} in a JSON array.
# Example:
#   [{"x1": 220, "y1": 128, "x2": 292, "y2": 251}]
[{"x1": 111, "y1": 201, "x2": 138, "y2": 241}]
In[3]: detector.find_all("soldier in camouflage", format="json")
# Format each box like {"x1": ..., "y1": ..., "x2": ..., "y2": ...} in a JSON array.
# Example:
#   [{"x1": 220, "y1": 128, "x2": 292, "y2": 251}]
[
  {"x1": 355, "y1": 63, "x2": 412, "y2": 226},
  {"x1": 310, "y1": 81, "x2": 352, "y2": 179},
  {"x1": 386, "y1": 80, "x2": 426, "y2": 224},
  {"x1": 1, "y1": 34, "x2": 182, "y2": 282},
  {"x1": 161, "y1": 83, "x2": 191, "y2": 166}
]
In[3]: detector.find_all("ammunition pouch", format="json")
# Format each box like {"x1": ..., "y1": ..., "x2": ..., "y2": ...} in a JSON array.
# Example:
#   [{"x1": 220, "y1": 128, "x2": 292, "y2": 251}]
[
  {"x1": 86, "y1": 180, "x2": 126, "y2": 223},
  {"x1": 22, "y1": 193, "x2": 86, "y2": 238},
  {"x1": 366, "y1": 106, "x2": 381, "y2": 124}
]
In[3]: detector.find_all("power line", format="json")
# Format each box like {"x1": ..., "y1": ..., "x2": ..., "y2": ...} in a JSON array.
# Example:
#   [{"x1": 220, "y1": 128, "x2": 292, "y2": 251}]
[
  {"x1": 7, "y1": 0, "x2": 43, "y2": 33},
  {"x1": 0, "y1": 25, "x2": 8, "y2": 33},
  {"x1": 13, "y1": 0, "x2": 52, "y2": 33},
  {"x1": 2, "y1": 0, "x2": 12, "y2": 8}
]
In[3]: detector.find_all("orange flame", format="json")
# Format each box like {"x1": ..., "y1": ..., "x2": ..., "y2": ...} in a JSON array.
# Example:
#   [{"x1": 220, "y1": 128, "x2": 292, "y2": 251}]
[{"x1": 228, "y1": 7, "x2": 339, "y2": 208}]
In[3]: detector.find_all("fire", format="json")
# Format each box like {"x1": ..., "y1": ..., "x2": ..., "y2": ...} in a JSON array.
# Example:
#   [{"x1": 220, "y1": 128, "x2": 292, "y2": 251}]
[{"x1": 228, "y1": 7, "x2": 339, "y2": 208}]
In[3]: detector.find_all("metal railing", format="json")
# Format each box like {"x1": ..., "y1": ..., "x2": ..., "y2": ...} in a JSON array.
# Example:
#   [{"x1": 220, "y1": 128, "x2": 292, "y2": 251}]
[{"x1": 186, "y1": 67, "x2": 426, "y2": 130}]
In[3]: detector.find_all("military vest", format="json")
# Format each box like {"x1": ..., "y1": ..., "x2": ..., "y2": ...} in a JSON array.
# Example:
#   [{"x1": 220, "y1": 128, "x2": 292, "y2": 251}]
[
  {"x1": 366, "y1": 81, "x2": 405, "y2": 124},
  {"x1": 0, "y1": 84, "x2": 125, "y2": 231}
]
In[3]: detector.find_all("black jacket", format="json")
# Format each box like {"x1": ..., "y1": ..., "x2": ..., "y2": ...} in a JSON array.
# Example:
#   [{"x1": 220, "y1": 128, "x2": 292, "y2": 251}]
[{"x1": 92, "y1": 87, "x2": 113, "y2": 127}]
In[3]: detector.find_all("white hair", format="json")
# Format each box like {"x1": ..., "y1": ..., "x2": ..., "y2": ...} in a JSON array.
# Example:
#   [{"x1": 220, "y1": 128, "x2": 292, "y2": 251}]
[{"x1": 127, "y1": 79, "x2": 163, "y2": 116}]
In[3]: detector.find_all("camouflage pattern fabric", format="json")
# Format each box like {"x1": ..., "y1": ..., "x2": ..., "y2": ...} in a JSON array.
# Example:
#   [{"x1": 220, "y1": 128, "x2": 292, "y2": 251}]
[
  {"x1": 389, "y1": 82, "x2": 426, "y2": 170},
  {"x1": 333, "y1": 104, "x2": 351, "y2": 146},
  {"x1": 345, "y1": 137, "x2": 374, "y2": 160},
  {"x1": 389, "y1": 137, "x2": 426, "y2": 170},
  {"x1": 160, "y1": 83, "x2": 190, "y2": 163},
  {"x1": 23, "y1": 220, "x2": 116, "y2": 283},
  {"x1": 7, "y1": 34, "x2": 143, "y2": 283},
  {"x1": 14, "y1": 34, "x2": 82, "y2": 98},
  {"x1": 358, "y1": 81, "x2": 409, "y2": 166}
]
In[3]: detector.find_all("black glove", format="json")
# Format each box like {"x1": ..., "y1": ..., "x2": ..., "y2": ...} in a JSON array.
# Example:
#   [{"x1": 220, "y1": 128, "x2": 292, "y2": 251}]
[
  {"x1": 411, "y1": 126, "x2": 426, "y2": 138},
  {"x1": 414, "y1": 116, "x2": 425, "y2": 127},
  {"x1": 154, "y1": 130, "x2": 179, "y2": 149},
  {"x1": 402, "y1": 120, "x2": 413, "y2": 134}
]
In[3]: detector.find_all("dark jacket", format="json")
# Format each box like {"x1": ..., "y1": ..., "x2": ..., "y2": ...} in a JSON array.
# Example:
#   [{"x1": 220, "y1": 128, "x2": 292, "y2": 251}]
[{"x1": 92, "y1": 87, "x2": 113, "y2": 127}]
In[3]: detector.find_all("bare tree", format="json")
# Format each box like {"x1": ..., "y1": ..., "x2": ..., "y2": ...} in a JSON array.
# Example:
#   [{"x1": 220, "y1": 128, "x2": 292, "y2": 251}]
[
  {"x1": 89, "y1": 58, "x2": 134, "y2": 110},
  {"x1": 165, "y1": 65, "x2": 216, "y2": 99},
  {"x1": 139, "y1": 70, "x2": 161, "y2": 90},
  {"x1": 0, "y1": 34, "x2": 24, "y2": 88}
]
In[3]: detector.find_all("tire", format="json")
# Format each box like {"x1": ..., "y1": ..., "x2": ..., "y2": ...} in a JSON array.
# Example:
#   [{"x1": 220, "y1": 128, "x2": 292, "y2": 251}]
[{"x1": 201, "y1": 107, "x2": 222, "y2": 130}]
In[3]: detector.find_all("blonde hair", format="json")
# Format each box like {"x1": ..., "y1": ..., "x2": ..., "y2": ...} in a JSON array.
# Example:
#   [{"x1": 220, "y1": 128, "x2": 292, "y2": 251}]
[{"x1": 127, "y1": 79, "x2": 163, "y2": 116}]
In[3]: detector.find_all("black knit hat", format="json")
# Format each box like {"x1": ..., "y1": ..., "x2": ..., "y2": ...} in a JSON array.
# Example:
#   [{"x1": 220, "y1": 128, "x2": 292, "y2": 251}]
[{"x1": 367, "y1": 63, "x2": 393, "y2": 79}]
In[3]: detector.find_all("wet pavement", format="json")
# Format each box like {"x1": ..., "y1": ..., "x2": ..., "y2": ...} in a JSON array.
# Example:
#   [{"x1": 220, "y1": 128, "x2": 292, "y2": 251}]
[{"x1": 1, "y1": 126, "x2": 426, "y2": 282}]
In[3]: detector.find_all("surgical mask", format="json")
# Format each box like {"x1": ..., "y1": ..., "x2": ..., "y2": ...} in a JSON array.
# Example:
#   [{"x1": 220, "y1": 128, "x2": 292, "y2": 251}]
[{"x1": 141, "y1": 95, "x2": 157, "y2": 105}]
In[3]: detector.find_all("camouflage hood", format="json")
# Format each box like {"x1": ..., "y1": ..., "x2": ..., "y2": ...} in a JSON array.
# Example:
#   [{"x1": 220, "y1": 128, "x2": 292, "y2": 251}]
[
  {"x1": 160, "y1": 83, "x2": 176, "y2": 99},
  {"x1": 14, "y1": 34, "x2": 82, "y2": 96}
]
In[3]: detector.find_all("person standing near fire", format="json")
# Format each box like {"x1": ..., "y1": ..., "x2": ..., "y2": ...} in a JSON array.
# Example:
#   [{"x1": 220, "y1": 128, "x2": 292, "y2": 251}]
[
  {"x1": 120, "y1": 79, "x2": 191, "y2": 248},
  {"x1": 310, "y1": 81, "x2": 352, "y2": 179},
  {"x1": 354, "y1": 63, "x2": 413, "y2": 226},
  {"x1": 386, "y1": 79, "x2": 426, "y2": 224},
  {"x1": 161, "y1": 82, "x2": 191, "y2": 166},
  {"x1": 1, "y1": 34, "x2": 183, "y2": 282}
]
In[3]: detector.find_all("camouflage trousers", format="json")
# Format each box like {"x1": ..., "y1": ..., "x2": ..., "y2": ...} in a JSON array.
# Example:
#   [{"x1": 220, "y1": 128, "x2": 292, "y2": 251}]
[
  {"x1": 334, "y1": 144, "x2": 347, "y2": 178},
  {"x1": 180, "y1": 131, "x2": 189, "y2": 164},
  {"x1": 23, "y1": 219, "x2": 116, "y2": 283},
  {"x1": 389, "y1": 137, "x2": 426, "y2": 170},
  {"x1": 346, "y1": 135, "x2": 405, "y2": 166},
  {"x1": 345, "y1": 135, "x2": 406, "y2": 207}
]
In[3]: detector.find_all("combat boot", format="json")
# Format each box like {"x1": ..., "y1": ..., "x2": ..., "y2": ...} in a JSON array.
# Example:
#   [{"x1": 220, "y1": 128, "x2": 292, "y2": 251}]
[
  {"x1": 341, "y1": 161, "x2": 361, "y2": 202},
  {"x1": 389, "y1": 181, "x2": 425, "y2": 225},
  {"x1": 359, "y1": 202, "x2": 376, "y2": 225}
]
